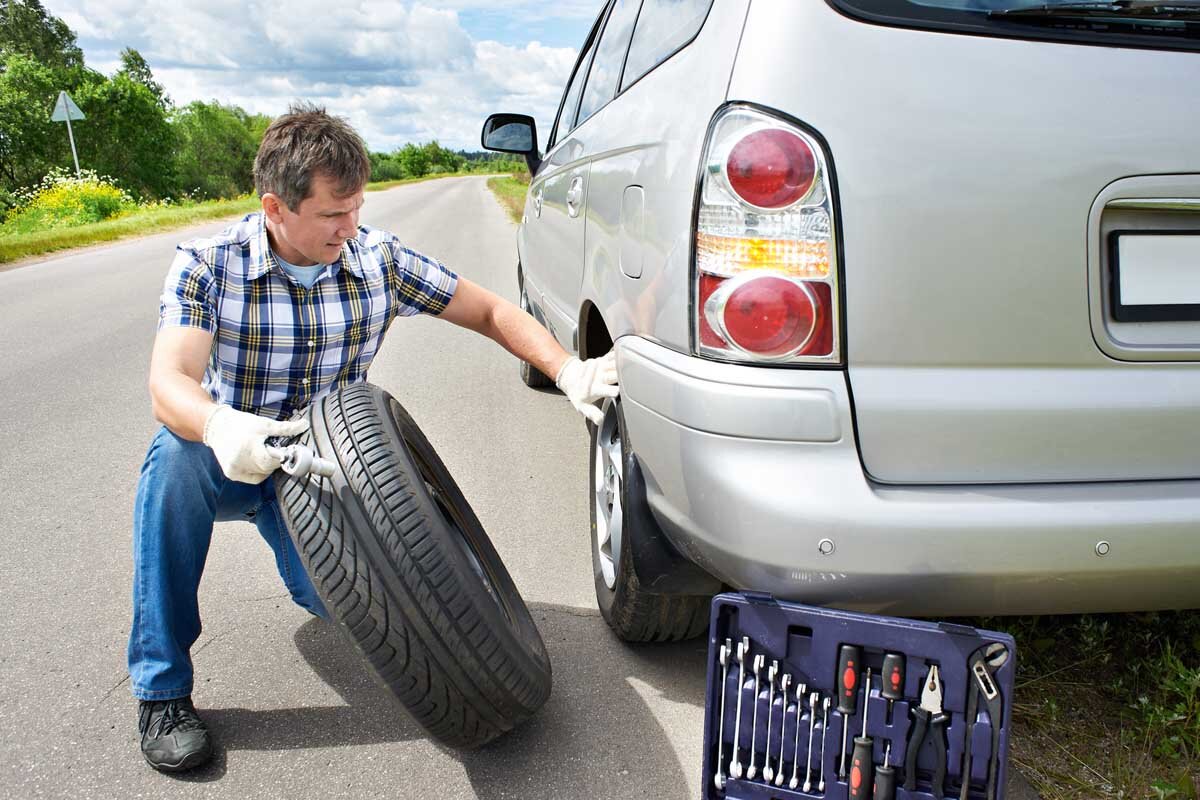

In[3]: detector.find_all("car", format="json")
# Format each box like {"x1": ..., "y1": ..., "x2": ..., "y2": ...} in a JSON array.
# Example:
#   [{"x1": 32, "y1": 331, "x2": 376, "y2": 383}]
[{"x1": 482, "y1": 0, "x2": 1200, "y2": 637}]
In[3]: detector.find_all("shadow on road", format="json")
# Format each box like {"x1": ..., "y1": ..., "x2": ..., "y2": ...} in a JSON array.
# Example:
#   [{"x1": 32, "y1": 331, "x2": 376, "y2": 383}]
[
  {"x1": 456, "y1": 601, "x2": 708, "y2": 800},
  {"x1": 177, "y1": 602, "x2": 711, "y2": 797}
]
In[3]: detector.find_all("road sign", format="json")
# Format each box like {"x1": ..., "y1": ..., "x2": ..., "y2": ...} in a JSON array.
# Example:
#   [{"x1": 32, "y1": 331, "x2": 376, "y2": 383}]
[
  {"x1": 50, "y1": 91, "x2": 85, "y2": 122},
  {"x1": 49, "y1": 91, "x2": 84, "y2": 176}
]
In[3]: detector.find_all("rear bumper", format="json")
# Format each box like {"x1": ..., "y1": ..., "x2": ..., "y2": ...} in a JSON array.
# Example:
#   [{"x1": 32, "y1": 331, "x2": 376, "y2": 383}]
[{"x1": 616, "y1": 336, "x2": 1200, "y2": 616}]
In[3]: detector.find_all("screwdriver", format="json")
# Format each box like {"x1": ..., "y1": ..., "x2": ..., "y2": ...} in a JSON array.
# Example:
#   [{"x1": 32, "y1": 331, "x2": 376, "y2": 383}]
[
  {"x1": 873, "y1": 742, "x2": 896, "y2": 800},
  {"x1": 848, "y1": 668, "x2": 874, "y2": 800},
  {"x1": 837, "y1": 644, "x2": 863, "y2": 780},
  {"x1": 881, "y1": 652, "x2": 906, "y2": 723}
]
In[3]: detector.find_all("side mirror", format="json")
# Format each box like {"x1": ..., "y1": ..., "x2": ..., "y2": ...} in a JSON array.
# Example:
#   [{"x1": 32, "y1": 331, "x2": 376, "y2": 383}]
[{"x1": 481, "y1": 113, "x2": 541, "y2": 175}]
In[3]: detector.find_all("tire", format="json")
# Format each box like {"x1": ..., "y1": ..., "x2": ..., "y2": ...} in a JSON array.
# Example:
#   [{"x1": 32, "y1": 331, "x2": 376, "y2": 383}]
[
  {"x1": 590, "y1": 397, "x2": 710, "y2": 642},
  {"x1": 274, "y1": 382, "x2": 552, "y2": 748},
  {"x1": 518, "y1": 282, "x2": 554, "y2": 388}
]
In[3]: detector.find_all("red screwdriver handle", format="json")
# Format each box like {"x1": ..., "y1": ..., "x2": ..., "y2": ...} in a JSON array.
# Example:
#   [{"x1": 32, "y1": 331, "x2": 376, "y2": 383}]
[
  {"x1": 837, "y1": 645, "x2": 862, "y2": 715},
  {"x1": 881, "y1": 653, "x2": 906, "y2": 702}
]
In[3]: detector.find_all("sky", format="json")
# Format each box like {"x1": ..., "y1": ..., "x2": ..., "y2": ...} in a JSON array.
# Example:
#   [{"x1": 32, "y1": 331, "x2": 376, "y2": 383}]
[{"x1": 42, "y1": 0, "x2": 600, "y2": 153}]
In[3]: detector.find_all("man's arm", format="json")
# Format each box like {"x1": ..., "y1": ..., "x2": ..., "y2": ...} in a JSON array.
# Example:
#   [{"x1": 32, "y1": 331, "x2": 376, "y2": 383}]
[
  {"x1": 148, "y1": 327, "x2": 219, "y2": 442},
  {"x1": 438, "y1": 276, "x2": 571, "y2": 380}
]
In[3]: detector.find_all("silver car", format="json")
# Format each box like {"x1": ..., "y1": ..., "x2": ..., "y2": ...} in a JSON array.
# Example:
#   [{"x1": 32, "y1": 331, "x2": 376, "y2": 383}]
[{"x1": 483, "y1": 0, "x2": 1200, "y2": 636}]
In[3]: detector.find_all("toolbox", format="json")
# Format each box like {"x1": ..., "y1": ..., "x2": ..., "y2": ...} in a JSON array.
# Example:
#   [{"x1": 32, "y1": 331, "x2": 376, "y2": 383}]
[{"x1": 701, "y1": 593, "x2": 1017, "y2": 800}]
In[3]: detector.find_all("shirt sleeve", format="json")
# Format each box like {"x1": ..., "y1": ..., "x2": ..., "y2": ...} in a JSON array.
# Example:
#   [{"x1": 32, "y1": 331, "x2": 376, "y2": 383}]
[
  {"x1": 386, "y1": 239, "x2": 459, "y2": 317},
  {"x1": 158, "y1": 245, "x2": 217, "y2": 334}
]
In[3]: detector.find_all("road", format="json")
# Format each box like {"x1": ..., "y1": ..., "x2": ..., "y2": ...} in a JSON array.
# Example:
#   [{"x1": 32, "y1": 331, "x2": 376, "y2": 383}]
[{"x1": 0, "y1": 176, "x2": 1038, "y2": 799}]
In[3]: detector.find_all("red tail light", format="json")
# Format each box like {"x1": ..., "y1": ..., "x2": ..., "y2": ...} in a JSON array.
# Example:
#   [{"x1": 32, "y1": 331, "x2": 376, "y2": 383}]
[
  {"x1": 725, "y1": 129, "x2": 816, "y2": 210},
  {"x1": 704, "y1": 274, "x2": 831, "y2": 359},
  {"x1": 694, "y1": 106, "x2": 841, "y2": 365}
]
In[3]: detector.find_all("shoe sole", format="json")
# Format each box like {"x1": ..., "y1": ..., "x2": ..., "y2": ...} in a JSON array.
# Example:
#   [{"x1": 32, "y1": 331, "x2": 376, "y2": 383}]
[{"x1": 142, "y1": 746, "x2": 212, "y2": 773}]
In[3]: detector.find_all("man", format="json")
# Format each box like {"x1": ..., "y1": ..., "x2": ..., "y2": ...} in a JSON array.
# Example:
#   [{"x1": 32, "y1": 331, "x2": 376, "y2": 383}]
[{"x1": 130, "y1": 102, "x2": 617, "y2": 773}]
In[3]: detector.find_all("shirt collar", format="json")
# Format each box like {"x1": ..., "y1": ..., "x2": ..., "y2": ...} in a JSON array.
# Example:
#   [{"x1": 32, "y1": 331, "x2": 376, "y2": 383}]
[{"x1": 248, "y1": 212, "x2": 364, "y2": 281}]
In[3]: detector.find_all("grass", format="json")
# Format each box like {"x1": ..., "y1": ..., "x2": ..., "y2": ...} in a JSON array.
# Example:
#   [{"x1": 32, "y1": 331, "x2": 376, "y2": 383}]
[
  {"x1": 0, "y1": 172, "x2": 490, "y2": 266},
  {"x1": 487, "y1": 173, "x2": 530, "y2": 223},
  {"x1": 961, "y1": 611, "x2": 1200, "y2": 798},
  {"x1": 481, "y1": 171, "x2": 1200, "y2": 798}
]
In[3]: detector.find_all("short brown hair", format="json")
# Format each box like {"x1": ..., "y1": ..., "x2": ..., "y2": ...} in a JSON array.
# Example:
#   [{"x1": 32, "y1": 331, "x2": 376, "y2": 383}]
[{"x1": 253, "y1": 101, "x2": 370, "y2": 210}]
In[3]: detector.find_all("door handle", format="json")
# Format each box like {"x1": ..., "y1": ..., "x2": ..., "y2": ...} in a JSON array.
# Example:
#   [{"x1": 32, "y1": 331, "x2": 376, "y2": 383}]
[
  {"x1": 533, "y1": 187, "x2": 543, "y2": 218},
  {"x1": 566, "y1": 176, "x2": 584, "y2": 218}
]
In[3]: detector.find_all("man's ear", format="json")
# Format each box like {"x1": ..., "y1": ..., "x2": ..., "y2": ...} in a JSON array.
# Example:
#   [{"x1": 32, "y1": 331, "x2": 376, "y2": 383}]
[{"x1": 261, "y1": 193, "x2": 287, "y2": 224}]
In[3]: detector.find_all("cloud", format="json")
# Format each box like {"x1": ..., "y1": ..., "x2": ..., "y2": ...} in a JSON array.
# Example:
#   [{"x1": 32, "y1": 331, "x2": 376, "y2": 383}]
[{"x1": 45, "y1": 0, "x2": 585, "y2": 151}]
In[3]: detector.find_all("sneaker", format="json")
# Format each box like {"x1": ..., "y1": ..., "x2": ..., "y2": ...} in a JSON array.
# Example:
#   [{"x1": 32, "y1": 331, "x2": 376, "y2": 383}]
[{"x1": 137, "y1": 696, "x2": 213, "y2": 772}]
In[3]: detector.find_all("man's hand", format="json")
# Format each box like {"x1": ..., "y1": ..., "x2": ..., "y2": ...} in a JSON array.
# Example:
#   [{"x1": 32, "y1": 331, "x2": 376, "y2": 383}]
[
  {"x1": 203, "y1": 405, "x2": 310, "y2": 484},
  {"x1": 555, "y1": 351, "x2": 619, "y2": 425}
]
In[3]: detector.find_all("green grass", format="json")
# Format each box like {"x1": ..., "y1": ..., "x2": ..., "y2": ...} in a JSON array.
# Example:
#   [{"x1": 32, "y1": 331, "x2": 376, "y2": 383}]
[
  {"x1": 487, "y1": 173, "x2": 530, "y2": 223},
  {"x1": 964, "y1": 611, "x2": 1200, "y2": 799},
  {"x1": 0, "y1": 172, "x2": 487, "y2": 266}
]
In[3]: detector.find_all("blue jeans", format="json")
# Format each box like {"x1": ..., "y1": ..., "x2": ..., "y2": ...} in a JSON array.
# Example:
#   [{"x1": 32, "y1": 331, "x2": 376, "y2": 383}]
[{"x1": 128, "y1": 426, "x2": 328, "y2": 701}]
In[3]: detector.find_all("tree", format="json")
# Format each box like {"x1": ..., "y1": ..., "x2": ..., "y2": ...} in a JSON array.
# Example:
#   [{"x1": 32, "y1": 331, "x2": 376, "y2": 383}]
[
  {"x1": 0, "y1": 53, "x2": 64, "y2": 191},
  {"x1": 171, "y1": 100, "x2": 258, "y2": 199},
  {"x1": 117, "y1": 48, "x2": 168, "y2": 110},
  {"x1": 73, "y1": 73, "x2": 176, "y2": 198},
  {"x1": 396, "y1": 142, "x2": 431, "y2": 178},
  {"x1": 0, "y1": 0, "x2": 82, "y2": 71}
]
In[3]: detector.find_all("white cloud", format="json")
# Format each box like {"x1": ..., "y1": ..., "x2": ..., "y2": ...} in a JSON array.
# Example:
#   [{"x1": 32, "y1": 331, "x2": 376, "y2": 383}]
[{"x1": 45, "y1": 0, "x2": 583, "y2": 152}]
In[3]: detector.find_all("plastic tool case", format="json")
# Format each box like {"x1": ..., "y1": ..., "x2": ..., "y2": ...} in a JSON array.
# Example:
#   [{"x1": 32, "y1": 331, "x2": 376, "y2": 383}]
[{"x1": 702, "y1": 593, "x2": 1016, "y2": 800}]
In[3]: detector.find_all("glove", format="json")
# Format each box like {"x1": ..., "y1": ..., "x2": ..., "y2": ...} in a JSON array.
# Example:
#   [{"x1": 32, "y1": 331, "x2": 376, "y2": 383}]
[
  {"x1": 202, "y1": 405, "x2": 310, "y2": 484},
  {"x1": 555, "y1": 351, "x2": 619, "y2": 425}
]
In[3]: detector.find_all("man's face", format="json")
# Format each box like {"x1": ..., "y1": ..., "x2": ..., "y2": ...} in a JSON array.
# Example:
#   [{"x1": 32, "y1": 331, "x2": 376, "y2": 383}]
[{"x1": 265, "y1": 173, "x2": 364, "y2": 266}]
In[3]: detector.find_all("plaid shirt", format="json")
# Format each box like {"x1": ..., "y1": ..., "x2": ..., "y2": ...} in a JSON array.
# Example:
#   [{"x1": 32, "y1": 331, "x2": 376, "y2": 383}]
[{"x1": 159, "y1": 212, "x2": 458, "y2": 419}]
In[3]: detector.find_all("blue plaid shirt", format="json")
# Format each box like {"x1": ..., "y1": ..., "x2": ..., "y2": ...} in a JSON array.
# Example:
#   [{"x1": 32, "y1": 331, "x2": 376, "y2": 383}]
[{"x1": 159, "y1": 212, "x2": 458, "y2": 419}]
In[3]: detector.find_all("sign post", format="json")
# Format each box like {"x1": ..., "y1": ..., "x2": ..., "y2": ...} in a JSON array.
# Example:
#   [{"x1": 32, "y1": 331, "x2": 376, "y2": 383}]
[{"x1": 50, "y1": 91, "x2": 85, "y2": 176}]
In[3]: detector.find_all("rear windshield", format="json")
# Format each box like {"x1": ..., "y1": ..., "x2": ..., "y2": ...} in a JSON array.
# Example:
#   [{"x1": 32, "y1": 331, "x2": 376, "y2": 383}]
[{"x1": 829, "y1": 0, "x2": 1200, "y2": 52}]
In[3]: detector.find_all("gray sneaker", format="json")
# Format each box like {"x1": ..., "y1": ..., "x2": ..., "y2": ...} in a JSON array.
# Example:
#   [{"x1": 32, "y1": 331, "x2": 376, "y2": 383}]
[{"x1": 137, "y1": 696, "x2": 213, "y2": 772}]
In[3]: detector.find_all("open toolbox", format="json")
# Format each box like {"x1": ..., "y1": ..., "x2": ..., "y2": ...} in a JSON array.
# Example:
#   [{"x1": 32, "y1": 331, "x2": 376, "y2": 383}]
[{"x1": 701, "y1": 593, "x2": 1016, "y2": 800}]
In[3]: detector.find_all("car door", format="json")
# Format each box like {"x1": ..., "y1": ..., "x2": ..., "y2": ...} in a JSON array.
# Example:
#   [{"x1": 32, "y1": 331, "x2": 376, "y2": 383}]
[{"x1": 522, "y1": 5, "x2": 608, "y2": 351}]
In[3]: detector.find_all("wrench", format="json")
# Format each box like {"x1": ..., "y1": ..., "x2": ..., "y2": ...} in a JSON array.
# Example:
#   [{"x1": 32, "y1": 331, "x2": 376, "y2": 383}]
[
  {"x1": 763, "y1": 661, "x2": 779, "y2": 784},
  {"x1": 267, "y1": 444, "x2": 336, "y2": 478},
  {"x1": 747, "y1": 654, "x2": 764, "y2": 780},
  {"x1": 774, "y1": 674, "x2": 792, "y2": 786},
  {"x1": 729, "y1": 637, "x2": 749, "y2": 780},
  {"x1": 787, "y1": 682, "x2": 807, "y2": 788},
  {"x1": 818, "y1": 696, "x2": 830, "y2": 792},
  {"x1": 803, "y1": 691, "x2": 818, "y2": 791},
  {"x1": 714, "y1": 640, "x2": 731, "y2": 792}
]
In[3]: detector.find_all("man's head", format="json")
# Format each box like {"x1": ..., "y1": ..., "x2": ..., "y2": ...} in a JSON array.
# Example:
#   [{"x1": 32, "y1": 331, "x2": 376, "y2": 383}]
[{"x1": 254, "y1": 102, "x2": 370, "y2": 266}]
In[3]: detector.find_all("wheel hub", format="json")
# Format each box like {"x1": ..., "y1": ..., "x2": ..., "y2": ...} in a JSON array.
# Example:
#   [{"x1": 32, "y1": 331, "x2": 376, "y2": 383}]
[{"x1": 594, "y1": 399, "x2": 623, "y2": 590}]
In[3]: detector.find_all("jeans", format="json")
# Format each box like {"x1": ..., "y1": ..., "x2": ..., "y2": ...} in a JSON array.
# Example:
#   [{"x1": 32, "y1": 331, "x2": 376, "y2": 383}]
[{"x1": 127, "y1": 426, "x2": 327, "y2": 701}]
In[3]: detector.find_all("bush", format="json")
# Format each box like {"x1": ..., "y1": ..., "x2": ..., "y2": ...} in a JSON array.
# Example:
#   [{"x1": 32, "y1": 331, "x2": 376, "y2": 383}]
[{"x1": 2, "y1": 168, "x2": 134, "y2": 234}]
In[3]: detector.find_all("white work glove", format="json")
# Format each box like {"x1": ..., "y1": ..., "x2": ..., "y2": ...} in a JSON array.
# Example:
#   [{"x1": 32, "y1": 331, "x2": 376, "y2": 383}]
[
  {"x1": 555, "y1": 351, "x2": 619, "y2": 425},
  {"x1": 202, "y1": 405, "x2": 309, "y2": 484}
]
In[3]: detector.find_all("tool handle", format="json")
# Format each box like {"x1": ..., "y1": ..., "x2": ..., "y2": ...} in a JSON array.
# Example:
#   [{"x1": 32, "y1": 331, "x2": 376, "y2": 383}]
[
  {"x1": 837, "y1": 645, "x2": 863, "y2": 715},
  {"x1": 873, "y1": 765, "x2": 896, "y2": 800},
  {"x1": 881, "y1": 653, "x2": 906, "y2": 701},
  {"x1": 902, "y1": 708, "x2": 929, "y2": 791},
  {"x1": 929, "y1": 713, "x2": 948, "y2": 798},
  {"x1": 848, "y1": 736, "x2": 874, "y2": 799}
]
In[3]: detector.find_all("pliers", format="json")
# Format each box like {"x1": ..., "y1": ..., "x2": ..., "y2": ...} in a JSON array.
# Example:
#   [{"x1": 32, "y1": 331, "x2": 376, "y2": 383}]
[
  {"x1": 960, "y1": 643, "x2": 1009, "y2": 800},
  {"x1": 904, "y1": 665, "x2": 948, "y2": 797}
]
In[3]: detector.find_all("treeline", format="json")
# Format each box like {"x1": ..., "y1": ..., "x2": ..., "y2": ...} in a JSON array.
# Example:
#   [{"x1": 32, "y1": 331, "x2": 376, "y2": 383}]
[{"x1": 0, "y1": 0, "x2": 524, "y2": 209}]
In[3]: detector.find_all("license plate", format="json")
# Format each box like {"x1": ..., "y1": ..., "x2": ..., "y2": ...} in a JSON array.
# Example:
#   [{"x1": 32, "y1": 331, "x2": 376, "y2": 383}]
[{"x1": 1110, "y1": 231, "x2": 1200, "y2": 322}]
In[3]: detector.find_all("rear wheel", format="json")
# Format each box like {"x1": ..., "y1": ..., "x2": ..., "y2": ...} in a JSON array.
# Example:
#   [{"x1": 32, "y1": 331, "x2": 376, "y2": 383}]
[
  {"x1": 590, "y1": 397, "x2": 710, "y2": 642},
  {"x1": 274, "y1": 383, "x2": 552, "y2": 748}
]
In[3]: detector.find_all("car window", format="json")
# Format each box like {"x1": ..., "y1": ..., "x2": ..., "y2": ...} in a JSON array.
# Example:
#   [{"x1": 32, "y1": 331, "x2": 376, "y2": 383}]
[
  {"x1": 576, "y1": 0, "x2": 643, "y2": 126},
  {"x1": 621, "y1": 0, "x2": 713, "y2": 91},
  {"x1": 548, "y1": 21, "x2": 603, "y2": 149}
]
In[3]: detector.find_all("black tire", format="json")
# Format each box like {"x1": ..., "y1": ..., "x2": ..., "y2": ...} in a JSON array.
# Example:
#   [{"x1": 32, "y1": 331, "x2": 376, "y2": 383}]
[
  {"x1": 518, "y1": 282, "x2": 554, "y2": 388},
  {"x1": 590, "y1": 397, "x2": 710, "y2": 642},
  {"x1": 274, "y1": 383, "x2": 552, "y2": 749}
]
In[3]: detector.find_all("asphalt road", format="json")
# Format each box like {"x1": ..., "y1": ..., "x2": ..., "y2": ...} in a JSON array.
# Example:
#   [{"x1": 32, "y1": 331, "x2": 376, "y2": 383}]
[{"x1": 0, "y1": 176, "x2": 1039, "y2": 799}]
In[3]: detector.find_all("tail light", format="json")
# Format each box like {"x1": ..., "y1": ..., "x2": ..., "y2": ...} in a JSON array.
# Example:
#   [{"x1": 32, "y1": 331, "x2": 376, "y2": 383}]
[{"x1": 693, "y1": 106, "x2": 840, "y2": 364}]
